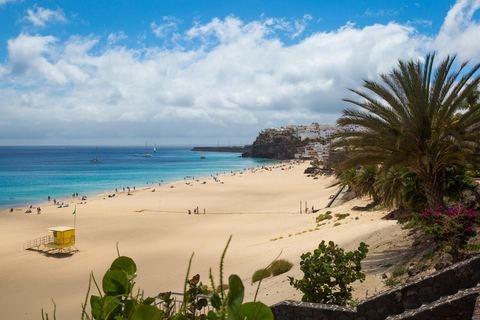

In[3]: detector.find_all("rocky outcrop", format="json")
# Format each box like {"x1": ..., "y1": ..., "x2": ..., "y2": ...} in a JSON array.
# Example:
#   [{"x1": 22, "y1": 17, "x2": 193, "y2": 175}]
[{"x1": 250, "y1": 133, "x2": 300, "y2": 159}]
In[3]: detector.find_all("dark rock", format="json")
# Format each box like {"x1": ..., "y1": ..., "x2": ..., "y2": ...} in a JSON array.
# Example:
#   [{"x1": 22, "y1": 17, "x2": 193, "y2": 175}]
[
  {"x1": 250, "y1": 132, "x2": 299, "y2": 159},
  {"x1": 365, "y1": 309, "x2": 382, "y2": 320},
  {"x1": 304, "y1": 167, "x2": 317, "y2": 174},
  {"x1": 408, "y1": 268, "x2": 418, "y2": 277},
  {"x1": 432, "y1": 302, "x2": 456, "y2": 319},
  {"x1": 412, "y1": 239, "x2": 421, "y2": 246}
]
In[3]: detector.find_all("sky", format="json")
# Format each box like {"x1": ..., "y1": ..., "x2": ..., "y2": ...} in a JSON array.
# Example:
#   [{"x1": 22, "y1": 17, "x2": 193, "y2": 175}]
[{"x1": 1, "y1": 0, "x2": 480, "y2": 146}]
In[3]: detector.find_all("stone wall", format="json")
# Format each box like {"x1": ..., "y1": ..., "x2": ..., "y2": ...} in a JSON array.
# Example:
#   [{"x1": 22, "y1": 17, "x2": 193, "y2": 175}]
[{"x1": 271, "y1": 255, "x2": 480, "y2": 320}]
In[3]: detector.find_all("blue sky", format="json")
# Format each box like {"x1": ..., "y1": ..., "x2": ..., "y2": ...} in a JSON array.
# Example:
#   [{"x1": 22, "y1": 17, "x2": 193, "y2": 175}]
[{"x1": 0, "y1": 0, "x2": 480, "y2": 146}]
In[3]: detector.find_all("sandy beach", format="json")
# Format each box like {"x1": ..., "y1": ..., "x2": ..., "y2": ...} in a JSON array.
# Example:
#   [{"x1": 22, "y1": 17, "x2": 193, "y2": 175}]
[{"x1": 0, "y1": 162, "x2": 409, "y2": 319}]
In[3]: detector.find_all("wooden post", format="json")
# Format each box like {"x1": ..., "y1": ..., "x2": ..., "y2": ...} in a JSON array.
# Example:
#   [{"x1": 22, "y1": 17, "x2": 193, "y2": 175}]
[
  {"x1": 300, "y1": 201, "x2": 302, "y2": 214},
  {"x1": 305, "y1": 201, "x2": 308, "y2": 213}
]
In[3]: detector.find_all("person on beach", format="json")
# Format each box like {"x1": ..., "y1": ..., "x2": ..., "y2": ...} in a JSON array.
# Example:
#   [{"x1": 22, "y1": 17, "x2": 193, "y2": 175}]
[
  {"x1": 37, "y1": 207, "x2": 41, "y2": 214},
  {"x1": 48, "y1": 196, "x2": 50, "y2": 202},
  {"x1": 54, "y1": 199, "x2": 56, "y2": 205},
  {"x1": 10, "y1": 208, "x2": 13, "y2": 212}
]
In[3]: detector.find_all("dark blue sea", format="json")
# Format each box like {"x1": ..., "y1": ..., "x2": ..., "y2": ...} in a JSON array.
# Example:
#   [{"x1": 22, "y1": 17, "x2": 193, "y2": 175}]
[{"x1": 0, "y1": 146, "x2": 278, "y2": 209}]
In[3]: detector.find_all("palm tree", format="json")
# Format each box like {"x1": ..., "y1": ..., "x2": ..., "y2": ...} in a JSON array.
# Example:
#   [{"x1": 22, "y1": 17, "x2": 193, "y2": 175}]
[
  {"x1": 356, "y1": 165, "x2": 379, "y2": 202},
  {"x1": 375, "y1": 166, "x2": 406, "y2": 209},
  {"x1": 338, "y1": 168, "x2": 358, "y2": 195},
  {"x1": 333, "y1": 53, "x2": 480, "y2": 209}
]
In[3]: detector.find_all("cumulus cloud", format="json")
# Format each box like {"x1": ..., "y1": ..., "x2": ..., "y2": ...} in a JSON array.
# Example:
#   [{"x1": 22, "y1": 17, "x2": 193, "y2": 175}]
[
  {"x1": 432, "y1": 0, "x2": 480, "y2": 61},
  {"x1": 21, "y1": 6, "x2": 68, "y2": 27},
  {"x1": 0, "y1": 0, "x2": 480, "y2": 144}
]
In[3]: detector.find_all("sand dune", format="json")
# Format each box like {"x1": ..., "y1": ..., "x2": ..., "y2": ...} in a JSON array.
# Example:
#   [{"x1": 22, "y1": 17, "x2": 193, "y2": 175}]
[{"x1": 0, "y1": 162, "x2": 407, "y2": 319}]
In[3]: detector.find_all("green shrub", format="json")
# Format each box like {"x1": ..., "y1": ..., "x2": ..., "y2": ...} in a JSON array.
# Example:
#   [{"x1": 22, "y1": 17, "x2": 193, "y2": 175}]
[
  {"x1": 269, "y1": 259, "x2": 293, "y2": 276},
  {"x1": 398, "y1": 207, "x2": 480, "y2": 261},
  {"x1": 289, "y1": 240, "x2": 369, "y2": 306},
  {"x1": 316, "y1": 212, "x2": 333, "y2": 222},
  {"x1": 391, "y1": 264, "x2": 407, "y2": 278},
  {"x1": 252, "y1": 268, "x2": 272, "y2": 284},
  {"x1": 334, "y1": 222, "x2": 342, "y2": 227},
  {"x1": 400, "y1": 220, "x2": 420, "y2": 230},
  {"x1": 334, "y1": 213, "x2": 350, "y2": 220},
  {"x1": 384, "y1": 276, "x2": 401, "y2": 287}
]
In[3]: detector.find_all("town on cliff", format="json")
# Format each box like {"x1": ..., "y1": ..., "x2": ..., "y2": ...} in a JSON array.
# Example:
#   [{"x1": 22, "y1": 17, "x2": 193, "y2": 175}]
[{"x1": 243, "y1": 123, "x2": 365, "y2": 163}]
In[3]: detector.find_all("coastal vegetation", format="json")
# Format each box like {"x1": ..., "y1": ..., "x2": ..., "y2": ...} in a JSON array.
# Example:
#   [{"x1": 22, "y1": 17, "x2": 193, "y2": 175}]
[
  {"x1": 251, "y1": 268, "x2": 272, "y2": 284},
  {"x1": 333, "y1": 53, "x2": 480, "y2": 264},
  {"x1": 43, "y1": 238, "x2": 274, "y2": 320},
  {"x1": 288, "y1": 240, "x2": 368, "y2": 306},
  {"x1": 251, "y1": 259, "x2": 294, "y2": 283},
  {"x1": 268, "y1": 259, "x2": 293, "y2": 277},
  {"x1": 333, "y1": 53, "x2": 480, "y2": 210}
]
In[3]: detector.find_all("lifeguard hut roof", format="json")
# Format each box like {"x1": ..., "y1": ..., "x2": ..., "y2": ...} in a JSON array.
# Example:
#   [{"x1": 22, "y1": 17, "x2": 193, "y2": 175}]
[{"x1": 47, "y1": 226, "x2": 74, "y2": 232}]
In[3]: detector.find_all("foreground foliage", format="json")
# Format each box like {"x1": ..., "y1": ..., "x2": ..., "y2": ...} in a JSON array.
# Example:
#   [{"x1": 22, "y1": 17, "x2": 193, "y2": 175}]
[
  {"x1": 288, "y1": 240, "x2": 368, "y2": 306},
  {"x1": 42, "y1": 237, "x2": 273, "y2": 320}
]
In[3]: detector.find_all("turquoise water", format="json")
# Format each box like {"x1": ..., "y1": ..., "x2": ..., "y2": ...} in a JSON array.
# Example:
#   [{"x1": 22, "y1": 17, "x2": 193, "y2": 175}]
[{"x1": 0, "y1": 146, "x2": 278, "y2": 209}]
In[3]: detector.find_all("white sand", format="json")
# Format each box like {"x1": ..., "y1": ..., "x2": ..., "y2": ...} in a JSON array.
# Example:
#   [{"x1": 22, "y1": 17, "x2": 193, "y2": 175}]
[{"x1": 0, "y1": 162, "x2": 408, "y2": 319}]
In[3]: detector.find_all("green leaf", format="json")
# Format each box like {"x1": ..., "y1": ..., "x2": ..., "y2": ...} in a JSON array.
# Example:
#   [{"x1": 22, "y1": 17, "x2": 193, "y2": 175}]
[
  {"x1": 90, "y1": 295, "x2": 102, "y2": 319},
  {"x1": 236, "y1": 302, "x2": 273, "y2": 320},
  {"x1": 142, "y1": 297, "x2": 155, "y2": 306},
  {"x1": 210, "y1": 291, "x2": 221, "y2": 309},
  {"x1": 207, "y1": 310, "x2": 220, "y2": 320},
  {"x1": 91, "y1": 296, "x2": 121, "y2": 320},
  {"x1": 124, "y1": 298, "x2": 139, "y2": 319},
  {"x1": 110, "y1": 256, "x2": 137, "y2": 278},
  {"x1": 102, "y1": 270, "x2": 132, "y2": 296},
  {"x1": 130, "y1": 305, "x2": 162, "y2": 320},
  {"x1": 196, "y1": 298, "x2": 209, "y2": 309},
  {"x1": 227, "y1": 275, "x2": 244, "y2": 320}
]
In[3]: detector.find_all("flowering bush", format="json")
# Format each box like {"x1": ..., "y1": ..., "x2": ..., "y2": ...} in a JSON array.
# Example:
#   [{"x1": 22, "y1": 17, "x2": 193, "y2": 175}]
[{"x1": 398, "y1": 207, "x2": 480, "y2": 261}]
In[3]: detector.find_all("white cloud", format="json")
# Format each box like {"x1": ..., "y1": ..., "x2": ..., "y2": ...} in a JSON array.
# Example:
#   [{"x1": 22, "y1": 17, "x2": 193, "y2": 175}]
[
  {"x1": 0, "y1": 1, "x2": 480, "y2": 144},
  {"x1": 432, "y1": 0, "x2": 480, "y2": 61},
  {"x1": 107, "y1": 32, "x2": 128, "y2": 45},
  {"x1": 151, "y1": 16, "x2": 182, "y2": 38},
  {"x1": 21, "y1": 6, "x2": 68, "y2": 27}
]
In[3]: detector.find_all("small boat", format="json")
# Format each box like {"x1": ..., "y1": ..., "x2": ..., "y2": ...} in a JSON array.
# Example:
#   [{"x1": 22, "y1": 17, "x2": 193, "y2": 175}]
[
  {"x1": 134, "y1": 154, "x2": 139, "y2": 157},
  {"x1": 142, "y1": 141, "x2": 153, "y2": 157},
  {"x1": 90, "y1": 147, "x2": 101, "y2": 163},
  {"x1": 200, "y1": 155, "x2": 206, "y2": 159},
  {"x1": 153, "y1": 144, "x2": 157, "y2": 153}
]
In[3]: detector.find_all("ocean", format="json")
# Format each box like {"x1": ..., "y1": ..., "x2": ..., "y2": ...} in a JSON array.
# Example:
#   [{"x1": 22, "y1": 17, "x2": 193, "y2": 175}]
[{"x1": 0, "y1": 146, "x2": 279, "y2": 209}]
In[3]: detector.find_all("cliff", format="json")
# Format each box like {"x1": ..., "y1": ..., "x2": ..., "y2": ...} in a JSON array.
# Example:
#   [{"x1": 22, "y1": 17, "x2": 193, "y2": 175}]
[{"x1": 248, "y1": 132, "x2": 301, "y2": 159}]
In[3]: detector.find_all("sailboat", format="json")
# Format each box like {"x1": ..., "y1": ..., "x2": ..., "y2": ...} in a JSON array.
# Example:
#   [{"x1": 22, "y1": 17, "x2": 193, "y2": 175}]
[
  {"x1": 153, "y1": 144, "x2": 157, "y2": 153},
  {"x1": 142, "y1": 142, "x2": 153, "y2": 157},
  {"x1": 90, "y1": 147, "x2": 101, "y2": 163}
]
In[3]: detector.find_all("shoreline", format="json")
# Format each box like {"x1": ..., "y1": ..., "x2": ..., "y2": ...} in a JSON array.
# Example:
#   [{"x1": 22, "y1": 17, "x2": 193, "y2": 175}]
[
  {"x1": 0, "y1": 145, "x2": 281, "y2": 210},
  {"x1": 0, "y1": 161, "x2": 407, "y2": 320},
  {"x1": 4, "y1": 162, "x2": 288, "y2": 213}
]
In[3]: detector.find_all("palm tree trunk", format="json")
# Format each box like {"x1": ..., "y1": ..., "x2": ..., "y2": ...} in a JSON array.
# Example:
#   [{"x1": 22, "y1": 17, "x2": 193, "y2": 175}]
[{"x1": 420, "y1": 173, "x2": 445, "y2": 209}]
